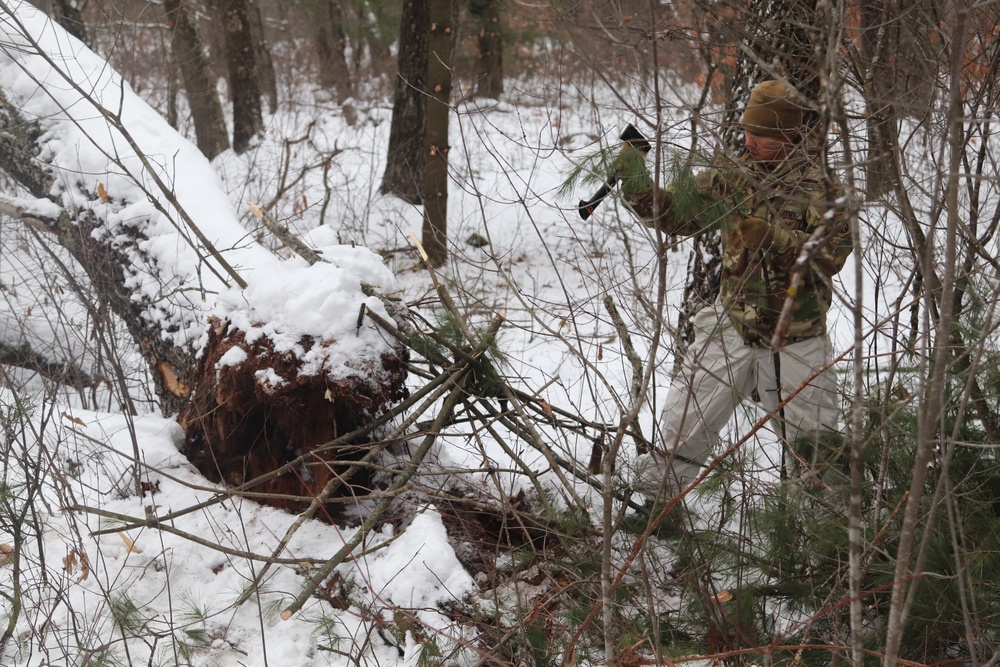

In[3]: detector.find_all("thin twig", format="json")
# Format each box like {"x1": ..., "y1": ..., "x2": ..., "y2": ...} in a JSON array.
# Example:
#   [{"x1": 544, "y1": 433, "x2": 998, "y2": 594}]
[
  {"x1": 248, "y1": 202, "x2": 326, "y2": 265},
  {"x1": 602, "y1": 294, "x2": 644, "y2": 401}
]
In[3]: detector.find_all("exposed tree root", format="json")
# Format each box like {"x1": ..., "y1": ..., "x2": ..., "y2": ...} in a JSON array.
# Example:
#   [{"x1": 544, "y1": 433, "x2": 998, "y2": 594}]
[{"x1": 179, "y1": 317, "x2": 408, "y2": 516}]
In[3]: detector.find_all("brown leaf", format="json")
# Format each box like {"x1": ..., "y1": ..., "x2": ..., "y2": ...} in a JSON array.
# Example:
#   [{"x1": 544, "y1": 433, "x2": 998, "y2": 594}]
[
  {"x1": 78, "y1": 552, "x2": 90, "y2": 581},
  {"x1": 587, "y1": 437, "x2": 605, "y2": 475},
  {"x1": 711, "y1": 589, "x2": 734, "y2": 603},
  {"x1": 62, "y1": 412, "x2": 87, "y2": 426},
  {"x1": 97, "y1": 182, "x2": 108, "y2": 203},
  {"x1": 63, "y1": 548, "x2": 90, "y2": 581}
]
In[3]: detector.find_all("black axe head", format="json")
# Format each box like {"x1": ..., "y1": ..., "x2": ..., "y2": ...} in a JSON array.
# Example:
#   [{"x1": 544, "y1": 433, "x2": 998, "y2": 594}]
[{"x1": 620, "y1": 123, "x2": 651, "y2": 153}]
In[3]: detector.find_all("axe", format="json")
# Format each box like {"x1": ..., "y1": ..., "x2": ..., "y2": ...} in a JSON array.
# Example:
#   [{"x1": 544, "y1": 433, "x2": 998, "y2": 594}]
[{"x1": 578, "y1": 123, "x2": 651, "y2": 220}]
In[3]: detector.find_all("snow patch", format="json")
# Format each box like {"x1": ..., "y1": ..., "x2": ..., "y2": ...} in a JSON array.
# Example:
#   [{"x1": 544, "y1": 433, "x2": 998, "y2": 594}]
[
  {"x1": 214, "y1": 246, "x2": 399, "y2": 380},
  {"x1": 254, "y1": 367, "x2": 286, "y2": 388},
  {"x1": 359, "y1": 506, "x2": 475, "y2": 620},
  {"x1": 217, "y1": 346, "x2": 248, "y2": 368}
]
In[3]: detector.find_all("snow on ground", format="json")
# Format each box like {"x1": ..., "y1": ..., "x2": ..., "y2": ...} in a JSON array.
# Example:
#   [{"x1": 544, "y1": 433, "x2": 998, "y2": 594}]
[{"x1": 0, "y1": 4, "x2": 914, "y2": 667}]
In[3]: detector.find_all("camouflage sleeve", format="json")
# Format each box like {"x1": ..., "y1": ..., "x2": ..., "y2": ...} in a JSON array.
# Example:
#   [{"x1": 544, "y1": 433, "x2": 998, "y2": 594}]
[
  {"x1": 625, "y1": 185, "x2": 675, "y2": 232},
  {"x1": 768, "y1": 183, "x2": 853, "y2": 277},
  {"x1": 625, "y1": 168, "x2": 722, "y2": 235}
]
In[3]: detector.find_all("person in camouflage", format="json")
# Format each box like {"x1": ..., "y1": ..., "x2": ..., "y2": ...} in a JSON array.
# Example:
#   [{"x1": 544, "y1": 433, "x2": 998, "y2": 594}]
[{"x1": 622, "y1": 80, "x2": 854, "y2": 514}]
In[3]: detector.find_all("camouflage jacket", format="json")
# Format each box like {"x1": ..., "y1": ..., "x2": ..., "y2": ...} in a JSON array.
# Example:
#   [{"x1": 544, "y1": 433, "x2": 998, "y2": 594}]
[{"x1": 627, "y1": 152, "x2": 853, "y2": 346}]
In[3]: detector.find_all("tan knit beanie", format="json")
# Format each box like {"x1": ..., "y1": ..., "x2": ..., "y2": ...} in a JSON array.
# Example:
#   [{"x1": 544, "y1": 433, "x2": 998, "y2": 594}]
[{"x1": 741, "y1": 80, "x2": 803, "y2": 138}]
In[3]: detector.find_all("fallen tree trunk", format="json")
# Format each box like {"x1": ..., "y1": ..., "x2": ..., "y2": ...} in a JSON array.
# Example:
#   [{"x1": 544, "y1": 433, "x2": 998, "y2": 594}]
[
  {"x1": 0, "y1": 5, "x2": 408, "y2": 510},
  {"x1": 0, "y1": 88, "x2": 199, "y2": 415}
]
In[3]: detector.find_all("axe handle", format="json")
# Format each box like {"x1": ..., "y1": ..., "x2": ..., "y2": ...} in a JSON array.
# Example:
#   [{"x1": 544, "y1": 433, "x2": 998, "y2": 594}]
[{"x1": 578, "y1": 180, "x2": 616, "y2": 220}]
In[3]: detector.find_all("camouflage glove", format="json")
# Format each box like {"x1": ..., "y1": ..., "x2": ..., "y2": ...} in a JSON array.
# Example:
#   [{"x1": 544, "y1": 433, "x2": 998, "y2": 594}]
[
  {"x1": 736, "y1": 216, "x2": 772, "y2": 250},
  {"x1": 611, "y1": 145, "x2": 653, "y2": 202},
  {"x1": 736, "y1": 216, "x2": 795, "y2": 254}
]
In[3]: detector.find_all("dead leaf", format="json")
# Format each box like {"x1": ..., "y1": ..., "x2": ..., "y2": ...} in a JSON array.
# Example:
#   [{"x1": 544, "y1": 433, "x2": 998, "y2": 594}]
[
  {"x1": 62, "y1": 412, "x2": 87, "y2": 426},
  {"x1": 0, "y1": 544, "x2": 13, "y2": 567},
  {"x1": 78, "y1": 553, "x2": 91, "y2": 581},
  {"x1": 247, "y1": 201, "x2": 264, "y2": 220},
  {"x1": 587, "y1": 437, "x2": 605, "y2": 475},
  {"x1": 97, "y1": 182, "x2": 108, "y2": 203},
  {"x1": 711, "y1": 590, "x2": 734, "y2": 603},
  {"x1": 408, "y1": 232, "x2": 429, "y2": 262},
  {"x1": 62, "y1": 548, "x2": 89, "y2": 581}
]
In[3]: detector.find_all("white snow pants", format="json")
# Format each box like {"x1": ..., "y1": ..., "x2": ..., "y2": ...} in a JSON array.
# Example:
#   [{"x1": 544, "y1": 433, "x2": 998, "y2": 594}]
[{"x1": 636, "y1": 305, "x2": 840, "y2": 497}]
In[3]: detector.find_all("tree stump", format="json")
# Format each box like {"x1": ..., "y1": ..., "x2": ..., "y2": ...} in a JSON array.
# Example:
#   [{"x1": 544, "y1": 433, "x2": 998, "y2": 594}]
[{"x1": 179, "y1": 318, "x2": 408, "y2": 517}]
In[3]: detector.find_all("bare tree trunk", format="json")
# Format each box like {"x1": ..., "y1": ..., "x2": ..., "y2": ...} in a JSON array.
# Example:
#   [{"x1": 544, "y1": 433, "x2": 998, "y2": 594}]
[
  {"x1": 50, "y1": 0, "x2": 88, "y2": 46},
  {"x1": 420, "y1": 0, "x2": 455, "y2": 267},
  {"x1": 469, "y1": 0, "x2": 503, "y2": 99},
  {"x1": 215, "y1": 0, "x2": 263, "y2": 153},
  {"x1": 248, "y1": 0, "x2": 278, "y2": 113},
  {"x1": 165, "y1": 0, "x2": 231, "y2": 160},
  {"x1": 314, "y1": 0, "x2": 353, "y2": 99},
  {"x1": 860, "y1": 0, "x2": 897, "y2": 200},
  {"x1": 381, "y1": 0, "x2": 428, "y2": 204},
  {"x1": 167, "y1": 47, "x2": 179, "y2": 130}
]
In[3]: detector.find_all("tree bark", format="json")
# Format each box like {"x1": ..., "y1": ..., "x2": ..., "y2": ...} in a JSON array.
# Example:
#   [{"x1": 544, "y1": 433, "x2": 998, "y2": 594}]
[
  {"x1": 165, "y1": 0, "x2": 231, "y2": 160},
  {"x1": 469, "y1": 0, "x2": 503, "y2": 99},
  {"x1": 215, "y1": 0, "x2": 263, "y2": 153},
  {"x1": 314, "y1": 0, "x2": 353, "y2": 99},
  {"x1": 50, "y1": 0, "x2": 88, "y2": 47},
  {"x1": 420, "y1": 0, "x2": 456, "y2": 267},
  {"x1": 860, "y1": 0, "x2": 897, "y2": 200},
  {"x1": 381, "y1": 0, "x2": 428, "y2": 204},
  {"x1": 0, "y1": 93, "x2": 195, "y2": 415}
]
